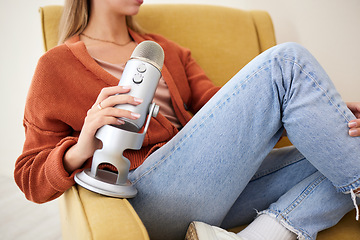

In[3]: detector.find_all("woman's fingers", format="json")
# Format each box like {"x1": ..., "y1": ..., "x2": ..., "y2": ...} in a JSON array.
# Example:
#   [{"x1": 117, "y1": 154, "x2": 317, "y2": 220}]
[
  {"x1": 99, "y1": 94, "x2": 143, "y2": 109},
  {"x1": 70, "y1": 86, "x2": 142, "y2": 163},
  {"x1": 95, "y1": 85, "x2": 132, "y2": 104},
  {"x1": 91, "y1": 94, "x2": 143, "y2": 124},
  {"x1": 99, "y1": 107, "x2": 141, "y2": 121},
  {"x1": 347, "y1": 102, "x2": 360, "y2": 118},
  {"x1": 346, "y1": 102, "x2": 360, "y2": 137},
  {"x1": 348, "y1": 119, "x2": 360, "y2": 137}
]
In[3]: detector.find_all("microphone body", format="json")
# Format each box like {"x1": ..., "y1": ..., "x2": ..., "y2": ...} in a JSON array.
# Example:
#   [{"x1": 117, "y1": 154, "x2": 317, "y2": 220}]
[
  {"x1": 115, "y1": 40, "x2": 164, "y2": 132},
  {"x1": 74, "y1": 41, "x2": 165, "y2": 198},
  {"x1": 116, "y1": 58, "x2": 161, "y2": 132}
]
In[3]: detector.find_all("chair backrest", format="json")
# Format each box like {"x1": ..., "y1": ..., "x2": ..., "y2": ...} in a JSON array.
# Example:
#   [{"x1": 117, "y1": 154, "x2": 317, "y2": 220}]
[{"x1": 39, "y1": 4, "x2": 276, "y2": 86}]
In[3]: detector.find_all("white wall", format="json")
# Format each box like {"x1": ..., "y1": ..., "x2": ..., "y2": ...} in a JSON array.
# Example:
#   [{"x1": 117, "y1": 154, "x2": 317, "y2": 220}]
[{"x1": 1, "y1": 0, "x2": 359, "y2": 178}]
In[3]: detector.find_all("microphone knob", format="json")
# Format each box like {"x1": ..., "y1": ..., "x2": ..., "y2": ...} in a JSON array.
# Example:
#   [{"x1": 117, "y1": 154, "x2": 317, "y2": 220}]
[
  {"x1": 137, "y1": 63, "x2": 147, "y2": 73},
  {"x1": 133, "y1": 73, "x2": 144, "y2": 84}
]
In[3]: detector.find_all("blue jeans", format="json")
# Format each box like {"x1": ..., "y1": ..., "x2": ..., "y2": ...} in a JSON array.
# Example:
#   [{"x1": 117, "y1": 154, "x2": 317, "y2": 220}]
[{"x1": 128, "y1": 43, "x2": 360, "y2": 240}]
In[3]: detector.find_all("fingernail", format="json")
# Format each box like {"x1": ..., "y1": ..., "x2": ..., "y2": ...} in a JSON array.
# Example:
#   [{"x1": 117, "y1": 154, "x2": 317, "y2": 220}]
[
  {"x1": 134, "y1": 98, "x2": 143, "y2": 103},
  {"x1": 121, "y1": 85, "x2": 131, "y2": 90},
  {"x1": 131, "y1": 112, "x2": 141, "y2": 119},
  {"x1": 348, "y1": 121, "x2": 357, "y2": 128},
  {"x1": 117, "y1": 119, "x2": 125, "y2": 125},
  {"x1": 349, "y1": 129, "x2": 357, "y2": 136}
]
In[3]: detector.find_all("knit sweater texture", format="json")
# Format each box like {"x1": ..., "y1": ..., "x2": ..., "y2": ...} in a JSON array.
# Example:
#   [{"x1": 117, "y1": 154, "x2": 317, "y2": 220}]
[{"x1": 14, "y1": 30, "x2": 220, "y2": 203}]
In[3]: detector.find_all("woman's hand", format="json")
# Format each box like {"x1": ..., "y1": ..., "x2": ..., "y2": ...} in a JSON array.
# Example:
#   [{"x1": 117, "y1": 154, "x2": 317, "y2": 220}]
[
  {"x1": 63, "y1": 85, "x2": 143, "y2": 173},
  {"x1": 347, "y1": 102, "x2": 360, "y2": 137}
]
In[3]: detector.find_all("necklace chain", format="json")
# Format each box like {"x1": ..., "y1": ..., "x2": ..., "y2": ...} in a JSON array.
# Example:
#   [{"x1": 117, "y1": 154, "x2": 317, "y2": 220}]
[{"x1": 80, "y1": 33, "x2": 133, "y2": 47}]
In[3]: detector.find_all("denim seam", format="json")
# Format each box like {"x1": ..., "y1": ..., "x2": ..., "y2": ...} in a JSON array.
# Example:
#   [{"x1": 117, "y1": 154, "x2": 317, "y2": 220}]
[
  {"x1": 251, "y1": 155, "x2": 306, "y2": 180},
  {"x1": 282, "y1": 174, "x2": 326, "y2": 215},
  {"x1": 335, "y1": 179, "x2": 360, "y2": 193},
  {"x1": 132, "y1": 65, "x2": 269, "y2": 184}
]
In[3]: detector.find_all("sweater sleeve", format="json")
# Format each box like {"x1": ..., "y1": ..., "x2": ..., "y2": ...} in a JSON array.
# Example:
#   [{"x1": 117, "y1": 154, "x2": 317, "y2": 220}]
[
  {"x1": 14, "y1": 48, "x2": 88, "y2": 203},
  {"x1": 15, "y1": 127, "x2": 80, "y2": 203}
]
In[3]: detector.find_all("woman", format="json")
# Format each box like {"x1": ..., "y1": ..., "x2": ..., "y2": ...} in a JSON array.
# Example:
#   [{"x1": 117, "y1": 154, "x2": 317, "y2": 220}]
[{"x1": 15, "y1": 0, "x2": 360, "y2": 240}]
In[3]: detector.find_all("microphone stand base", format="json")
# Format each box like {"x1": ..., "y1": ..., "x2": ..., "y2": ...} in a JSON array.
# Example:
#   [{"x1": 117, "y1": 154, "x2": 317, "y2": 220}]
[{"x1": 74, "y1": 169, "x2": 137, "y2": 198}]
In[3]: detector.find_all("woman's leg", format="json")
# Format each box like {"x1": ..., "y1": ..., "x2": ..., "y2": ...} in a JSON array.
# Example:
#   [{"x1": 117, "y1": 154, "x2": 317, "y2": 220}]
[
  {"x1": 129, "y1": 43, "x2": 360, "y2": 240},
  {"x1": 221, "y1": 148, "x2": 358, "y2": 240},
  {"x1": 220, "y1": 146, "x2": 318, "y2": 228},
  {"x1": 130, "y1": 147, "x2": 319, "y2": 240}
]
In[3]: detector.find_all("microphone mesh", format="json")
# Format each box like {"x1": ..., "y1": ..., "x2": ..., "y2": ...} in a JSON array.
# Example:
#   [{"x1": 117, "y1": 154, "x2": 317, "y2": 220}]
[{"x1": 131, "y1": 41, "x2": 165, "y2": 71}]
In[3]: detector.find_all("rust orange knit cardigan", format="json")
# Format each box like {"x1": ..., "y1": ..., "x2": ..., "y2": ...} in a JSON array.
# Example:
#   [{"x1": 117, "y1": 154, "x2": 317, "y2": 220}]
[{"x1": 14, "y1": 30, "x2": 220, "y2": 203}]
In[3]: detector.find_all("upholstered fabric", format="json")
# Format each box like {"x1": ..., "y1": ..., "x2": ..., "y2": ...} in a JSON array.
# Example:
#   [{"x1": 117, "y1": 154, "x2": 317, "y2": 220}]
[
  {"x1": 39, "y1": 4, "x2": 359, "y2": 240},
  {"x1": 60, "y1": 186, "x2": 149, "y2": 240},
  {"x1": 134, "y1": 5, "x2": 276, "y2": 87},
  {"x1": 39, "y1": 6, "x2": 63, "y2": 51}
]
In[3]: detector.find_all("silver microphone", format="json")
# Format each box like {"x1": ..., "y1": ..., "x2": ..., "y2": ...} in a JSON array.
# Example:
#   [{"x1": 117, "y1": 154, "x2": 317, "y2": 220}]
[
  {"x1": 115, "y1": 40, "x2": 165, "y2": 132},
  {"x1": 74, "y1": 40, "x2": 165, "y2": 198}
]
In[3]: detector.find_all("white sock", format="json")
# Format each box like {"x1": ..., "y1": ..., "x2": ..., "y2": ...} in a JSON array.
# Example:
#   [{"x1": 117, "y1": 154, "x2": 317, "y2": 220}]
[{"x1": 237, "y1": 214, "x2": 297, "y2": 240}]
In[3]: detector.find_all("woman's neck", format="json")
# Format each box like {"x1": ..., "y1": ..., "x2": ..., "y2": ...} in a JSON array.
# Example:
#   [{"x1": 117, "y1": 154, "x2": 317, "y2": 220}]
[
  {"x1": 83, "y1": 14, "x2": 131, "y2": 45},
  {"x1": 83, "y1": 0, "x2": 134, "y2": 45},
  {"x1": 80, "y1": 2, "x2": 139, "y2": 65}
]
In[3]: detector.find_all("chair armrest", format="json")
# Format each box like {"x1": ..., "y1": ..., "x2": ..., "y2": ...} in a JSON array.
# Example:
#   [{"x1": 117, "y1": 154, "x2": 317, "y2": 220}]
[
  {"x1": 250, "y1": 10, "x2": 276, "y2": 52},
  {"x1": 59, "y1": 185, "x2": 149, "y2": 240}
]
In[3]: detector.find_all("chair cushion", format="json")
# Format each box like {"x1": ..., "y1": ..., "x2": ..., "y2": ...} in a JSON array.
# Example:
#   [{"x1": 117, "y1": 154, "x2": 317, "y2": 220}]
[
  {"x1": 60, "y1": 186, "x2": 150, "y2": 240},
  {"x1": 135, "y1": 4, "x2": 276, "y2": 87}
]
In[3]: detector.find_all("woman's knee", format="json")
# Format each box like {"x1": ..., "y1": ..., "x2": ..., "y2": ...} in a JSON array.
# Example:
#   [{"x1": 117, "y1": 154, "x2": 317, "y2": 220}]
[{"x1": 271, "y1": 42, "x2": 312, "y2": 62}]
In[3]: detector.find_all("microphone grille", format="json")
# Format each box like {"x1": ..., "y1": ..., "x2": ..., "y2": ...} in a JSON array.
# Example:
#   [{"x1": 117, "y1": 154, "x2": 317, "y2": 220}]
[{"x1": 131, "y1": 41, "x2": 165, "y2": 71}]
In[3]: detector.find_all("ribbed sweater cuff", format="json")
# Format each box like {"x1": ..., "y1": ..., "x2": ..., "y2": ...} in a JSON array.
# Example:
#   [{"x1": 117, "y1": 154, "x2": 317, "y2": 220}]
[{"x1": 45, "y1": 137, "x2": 78, "y2": 192}]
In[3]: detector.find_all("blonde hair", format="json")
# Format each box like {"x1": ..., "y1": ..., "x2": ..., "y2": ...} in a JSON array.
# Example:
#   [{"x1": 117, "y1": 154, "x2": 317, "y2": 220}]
[{"x1": 58, "y1": 0, "x2": 144, "y2": 44}]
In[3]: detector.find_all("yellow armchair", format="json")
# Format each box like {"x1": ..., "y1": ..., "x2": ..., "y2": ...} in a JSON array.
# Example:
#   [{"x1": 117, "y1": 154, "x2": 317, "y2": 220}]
[{"x1": 39, "y1": 4, "x2": 359, "y2": 240}]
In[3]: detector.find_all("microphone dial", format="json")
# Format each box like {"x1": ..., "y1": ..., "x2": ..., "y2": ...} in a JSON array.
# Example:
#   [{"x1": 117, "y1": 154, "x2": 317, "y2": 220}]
[{"x1": 133, "y1": 73, "x2": 143, "y2": 84}]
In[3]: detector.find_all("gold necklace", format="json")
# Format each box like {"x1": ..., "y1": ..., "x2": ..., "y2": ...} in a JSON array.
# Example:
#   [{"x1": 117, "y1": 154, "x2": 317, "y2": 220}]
[{"x1": 80, "y1": 33, "x2": 133, "y2": 47}]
